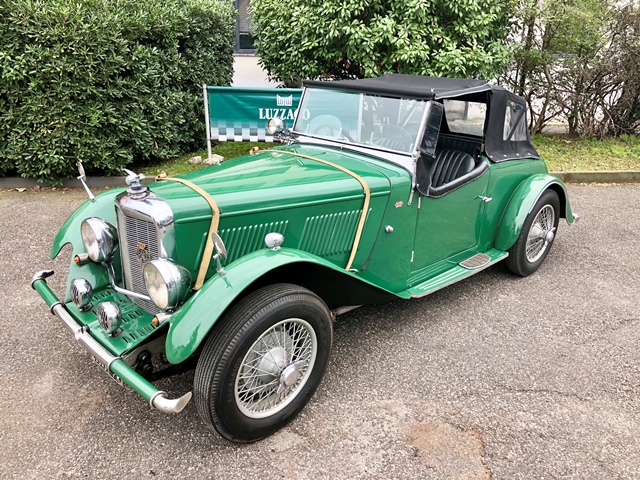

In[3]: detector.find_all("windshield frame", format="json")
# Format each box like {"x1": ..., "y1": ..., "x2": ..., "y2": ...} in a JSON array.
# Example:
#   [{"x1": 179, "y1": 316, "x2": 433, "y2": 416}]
[{"x1": 291, "y1": 87, "x2": 431, "y2": 174}]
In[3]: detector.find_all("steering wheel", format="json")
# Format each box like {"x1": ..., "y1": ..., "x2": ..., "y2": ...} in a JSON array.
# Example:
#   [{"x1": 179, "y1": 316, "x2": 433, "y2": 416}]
[
  {"x1": 312, "y1": 124, "x2": 342, "y2": 136},
  {"x1": 308, "y1": 114, "x2": 354, "y2": 142},
  {"x1": 372, "y1": 124, "x2": 414, "y2": 151},
  {"x1": 311, "y1": 125, "x2": 354, "y2": 142}
]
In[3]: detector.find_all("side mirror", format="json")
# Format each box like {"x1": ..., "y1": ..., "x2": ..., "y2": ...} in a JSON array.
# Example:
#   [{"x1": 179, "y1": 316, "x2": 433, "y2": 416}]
[
  {"x1": 211, "y1": 232, "x2": 227, "y2": 260},
  {"x1": 211, "y1": 232, "x2": 227, "y2": 275},
  {"x1": 77, "y1": 161, "x2": 86, "y2": 179},
  {"x1": 76, "y1": 161, "x2": 95, "y2": 202}
]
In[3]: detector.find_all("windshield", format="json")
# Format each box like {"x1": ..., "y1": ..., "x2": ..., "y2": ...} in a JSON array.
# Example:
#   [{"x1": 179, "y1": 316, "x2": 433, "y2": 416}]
[{"x1": 293, "y1": 88, "x2": 428, "y2": 154}]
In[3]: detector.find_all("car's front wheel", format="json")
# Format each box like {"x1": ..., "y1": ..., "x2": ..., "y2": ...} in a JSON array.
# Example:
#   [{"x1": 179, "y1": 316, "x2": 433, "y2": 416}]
[
  {"x1": 506, "y1": 189, "x2": 560, "y2": 277},
  {"x1": 194, "y1": 283, "x2": 333, "y2": 443}
]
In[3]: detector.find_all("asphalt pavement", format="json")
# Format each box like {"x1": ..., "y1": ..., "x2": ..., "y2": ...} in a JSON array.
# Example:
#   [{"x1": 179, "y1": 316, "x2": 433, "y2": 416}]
[{"x1": 1, "y1": 185, "x2": 639, "y2": 479}]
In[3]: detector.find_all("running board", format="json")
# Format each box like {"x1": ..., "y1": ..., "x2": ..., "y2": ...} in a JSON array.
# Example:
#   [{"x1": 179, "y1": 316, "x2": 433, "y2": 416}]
[
  {"x1": 459, "y1": 252, "x2": 491, "y2": 269},
  {"x1": 407, "y1": 249, "x2": 508, "y2": 298}
]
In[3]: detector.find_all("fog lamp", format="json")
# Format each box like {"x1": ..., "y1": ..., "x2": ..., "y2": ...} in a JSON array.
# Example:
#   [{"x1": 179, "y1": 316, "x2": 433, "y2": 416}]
[
  {"x1": 70, "y1": 278, "x2": 93, "y2": 311},
  {"x1": 143, "y1": 259, "x2": 191, "y2": 311},
  {"x1": 81, "y1": 218, "x2": 118, "y2": 263},
  {"x1": 97, "y1": 302, "x2": 122, "y2": 335}
]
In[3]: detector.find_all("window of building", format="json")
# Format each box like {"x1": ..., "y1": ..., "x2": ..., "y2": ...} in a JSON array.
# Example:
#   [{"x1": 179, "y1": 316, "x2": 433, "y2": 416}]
[{"x1": 236, "y1": 0, "x2": 255, "y2": 52}]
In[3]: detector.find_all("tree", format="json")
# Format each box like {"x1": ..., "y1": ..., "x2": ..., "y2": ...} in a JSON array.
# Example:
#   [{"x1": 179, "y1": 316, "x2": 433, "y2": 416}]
[
  {"x1": 606, "y1": 4, "x2": 640, "y2": 136},
  {"x1": 504, "y1": 0, "x2": 640, "y2": 137},
  {"x1": 250, "y1": 0, "x2": 514, "y2": 85}
]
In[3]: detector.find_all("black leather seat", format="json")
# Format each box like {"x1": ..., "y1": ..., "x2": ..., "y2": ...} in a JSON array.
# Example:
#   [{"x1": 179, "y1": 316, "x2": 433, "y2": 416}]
[
  {"x1": 431, "y1": 149, "x2": 476, "y2": 188},
  {"x1": 416, "y1": 148, "x2": 488, "y2": 198}
]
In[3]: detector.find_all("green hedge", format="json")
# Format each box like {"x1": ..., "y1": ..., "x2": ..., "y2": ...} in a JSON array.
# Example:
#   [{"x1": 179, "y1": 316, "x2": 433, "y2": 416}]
[{"x1": 0, "y1": 0, "x2": 235, "y2": 183}]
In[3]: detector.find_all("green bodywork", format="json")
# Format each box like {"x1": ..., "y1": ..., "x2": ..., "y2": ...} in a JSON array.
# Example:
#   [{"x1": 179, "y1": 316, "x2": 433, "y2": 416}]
[
  {"x1": 47, "y1": 144, "x2": 576, "y2": 367},
  {"x1": 494, "y1": 173, "x2": 577, "y2": 251},
  {"x1": 51, "y1": 189, "x2": 121, "y2": 300},
  {"x1": 164, "y1": 247, "x2": 407, "y2": 364}
]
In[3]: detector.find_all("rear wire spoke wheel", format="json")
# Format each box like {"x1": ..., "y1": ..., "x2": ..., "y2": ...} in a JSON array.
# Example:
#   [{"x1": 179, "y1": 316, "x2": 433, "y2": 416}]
[
  {"x1": 507, "y1": 189, "x2": 560, "y2": 277},
  {"x1": 194, "y1": 284, "x2": 333, "y2": 443}
]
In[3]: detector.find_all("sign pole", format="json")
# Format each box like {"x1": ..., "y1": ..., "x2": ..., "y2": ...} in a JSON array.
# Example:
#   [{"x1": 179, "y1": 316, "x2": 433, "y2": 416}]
[{"x1": 203, "y1": 84, "x2": 212, "y2": 162}]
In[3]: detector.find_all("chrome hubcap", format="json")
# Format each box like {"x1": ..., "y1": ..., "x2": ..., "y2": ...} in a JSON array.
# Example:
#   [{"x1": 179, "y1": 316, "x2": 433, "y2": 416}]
[
  {"x1": 235, "y1": 318, "x2": 317, "y2": 419},
  {"x1": 526, "y1": 204, "x2": 556, "y2": 263},
  {"x1": 278, "y1": 361, "x2": 305, "y2": 394},
  {"x1": 257, "y1": 347, "x2": 287, "y2": 383}
]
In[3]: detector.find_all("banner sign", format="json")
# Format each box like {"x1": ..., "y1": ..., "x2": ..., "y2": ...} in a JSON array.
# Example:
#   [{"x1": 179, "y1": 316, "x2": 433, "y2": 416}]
[{"x1": 205, "y1": 86, "x2": 302, "y2": 142}]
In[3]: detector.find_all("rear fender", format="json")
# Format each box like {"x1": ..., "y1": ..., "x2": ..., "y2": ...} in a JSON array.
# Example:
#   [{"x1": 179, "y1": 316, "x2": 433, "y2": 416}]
[
  {"x1": 495, "y1": 174, "x2": 577, "y2": 251},
  {"x1": 165, "y1": 248, "x2": 400, "y2": 364}
]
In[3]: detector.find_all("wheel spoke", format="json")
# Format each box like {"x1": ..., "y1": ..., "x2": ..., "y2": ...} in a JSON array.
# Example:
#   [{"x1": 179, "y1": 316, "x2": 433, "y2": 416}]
[
  {"x1": 525, "y1": 204, "x2": 555, "y2": 263},
  {"x1": 237, "y1": 378, "x2": 278, "y2": 397},
  {"x1": 234, "y1": 318, "x2": 318, "y2": 418}
]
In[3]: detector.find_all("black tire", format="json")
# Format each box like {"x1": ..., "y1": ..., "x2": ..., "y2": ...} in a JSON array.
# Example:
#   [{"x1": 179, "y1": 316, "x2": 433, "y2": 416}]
[
  {"x1": 506, "y1": 189, "x2": 560, "y2": 277},
  {"x1": 194, "y1": 283, "x2": 333, "y2": 443}
]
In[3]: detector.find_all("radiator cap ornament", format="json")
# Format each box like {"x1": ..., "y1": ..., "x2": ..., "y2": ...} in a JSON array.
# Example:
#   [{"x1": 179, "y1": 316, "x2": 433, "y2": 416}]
[{"x1": 123, "y1": 168, "x2": 149, "y2": 199}]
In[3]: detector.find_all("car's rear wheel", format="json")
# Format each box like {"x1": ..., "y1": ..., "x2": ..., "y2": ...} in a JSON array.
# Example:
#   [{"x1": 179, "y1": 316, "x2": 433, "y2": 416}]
[
  {"x1": 194, "y1": 284, "x2": 333, "y2": 443},
  {"x1": 506, "y1": 189, "x2": 560, "y2": 277}
]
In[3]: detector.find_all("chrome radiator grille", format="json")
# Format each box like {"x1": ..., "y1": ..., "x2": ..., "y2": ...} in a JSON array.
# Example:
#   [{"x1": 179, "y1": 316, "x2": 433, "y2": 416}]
[{"x1": 116, "y1": 206, "x2": 161, "y2": 314}]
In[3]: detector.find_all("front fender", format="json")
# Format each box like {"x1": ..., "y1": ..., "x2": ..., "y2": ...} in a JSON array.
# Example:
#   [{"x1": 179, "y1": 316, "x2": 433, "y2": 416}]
[
  {"x1": 495, "y1": 174, "x2": 577, "y2": 252},
  {"x1": 165, "y1": 248, "x2": 386, "y2": 364},
  {"x1": 51, "y1": 189, "x2": 122, "y2": 301}
]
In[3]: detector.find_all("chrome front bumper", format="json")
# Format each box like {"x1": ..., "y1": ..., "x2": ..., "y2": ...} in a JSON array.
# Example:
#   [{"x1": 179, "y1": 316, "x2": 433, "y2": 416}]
[{"x1": 31, "y1": 270, "x2": 191, "y2": 414}]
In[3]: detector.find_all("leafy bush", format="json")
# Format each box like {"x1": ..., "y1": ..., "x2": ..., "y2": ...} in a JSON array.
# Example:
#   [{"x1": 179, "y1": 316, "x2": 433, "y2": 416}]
[
  {"x1": 0, "y1": 0, "x2": 235, "y2": 182},
  {"x1": 250, "y1": 0, "x2": 513, "y2": 86}
]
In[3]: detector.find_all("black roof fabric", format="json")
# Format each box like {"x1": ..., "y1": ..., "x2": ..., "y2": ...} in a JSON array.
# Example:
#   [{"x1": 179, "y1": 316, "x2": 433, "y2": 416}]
[
  {"x1": 303, "y1": 74, "x2": 495, "y2": 100},
  {"x1": 484, "y1": 90, "x2": 540, "y2": 162}
]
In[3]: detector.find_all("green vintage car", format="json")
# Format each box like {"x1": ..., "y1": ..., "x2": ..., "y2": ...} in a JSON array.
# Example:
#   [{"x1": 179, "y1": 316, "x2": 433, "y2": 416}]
[{"x1": 33, "y1": 74, "x2": 578, "y2": 443}]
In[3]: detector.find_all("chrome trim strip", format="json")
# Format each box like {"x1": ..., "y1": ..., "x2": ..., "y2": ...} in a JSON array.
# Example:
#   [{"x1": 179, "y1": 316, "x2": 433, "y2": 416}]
[
  {"x1": 111, "y1": 283, "x2": 152, "y2": 302},
  {"x1": 50, "y1": 302, "x2": 115, "y2": 368},
  {"x1": 31, "y1": 270, "x2": 54, "y2": 288},
  {"x1": 107, "y1": 264, "x2": 152, "y2": 302},
  {"x1": 35, "y1": 275, "x2": 191, "y2": 414},
  {"x1": 410, "y1": 253, "x2": 508, "y2": 299},
  {"x1": 49, "y1": 301, "x2": 63, "y2": 315},
  {"x1": 150, "y1": 391, "x2": 193, "y2": 414}
]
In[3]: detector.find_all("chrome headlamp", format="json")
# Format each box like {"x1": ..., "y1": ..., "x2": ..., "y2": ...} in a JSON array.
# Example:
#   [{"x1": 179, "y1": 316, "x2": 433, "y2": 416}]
[
  {"x1": 143, "y1": 259, "x2": 191, "y2": 311},
  {"x1": 81, "y1": 218, "x2": 118, "y2": 263}
]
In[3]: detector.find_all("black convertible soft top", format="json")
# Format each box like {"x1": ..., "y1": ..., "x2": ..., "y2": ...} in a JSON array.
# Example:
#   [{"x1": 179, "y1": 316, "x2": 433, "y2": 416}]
[
  {"x1": 303, "y1": 74, "x2": 539, "y2": 162},
  {"x1": 304, "y1": 73, "x2": 499, "y2": 101}
]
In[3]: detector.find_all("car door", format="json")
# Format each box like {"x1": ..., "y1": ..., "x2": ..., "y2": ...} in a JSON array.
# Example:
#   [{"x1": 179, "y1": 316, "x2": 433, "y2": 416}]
[{"x1": 411, "y1": 165, "x2": 490, "y2": 273}]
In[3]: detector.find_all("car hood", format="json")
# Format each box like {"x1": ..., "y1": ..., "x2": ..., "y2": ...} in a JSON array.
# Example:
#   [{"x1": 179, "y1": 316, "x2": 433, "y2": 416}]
[{"x1": 148, "y1": 144, "x2": 395, "y2": 221}]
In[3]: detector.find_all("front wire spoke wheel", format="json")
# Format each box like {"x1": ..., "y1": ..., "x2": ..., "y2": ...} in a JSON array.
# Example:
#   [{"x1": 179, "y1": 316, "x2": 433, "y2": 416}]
[
  {"x1": 194, "y1": 283, "x2": 333, "y2": 443},
  {"x1": 235, "y1": 318, "x2": 317, "y2": 418}
]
